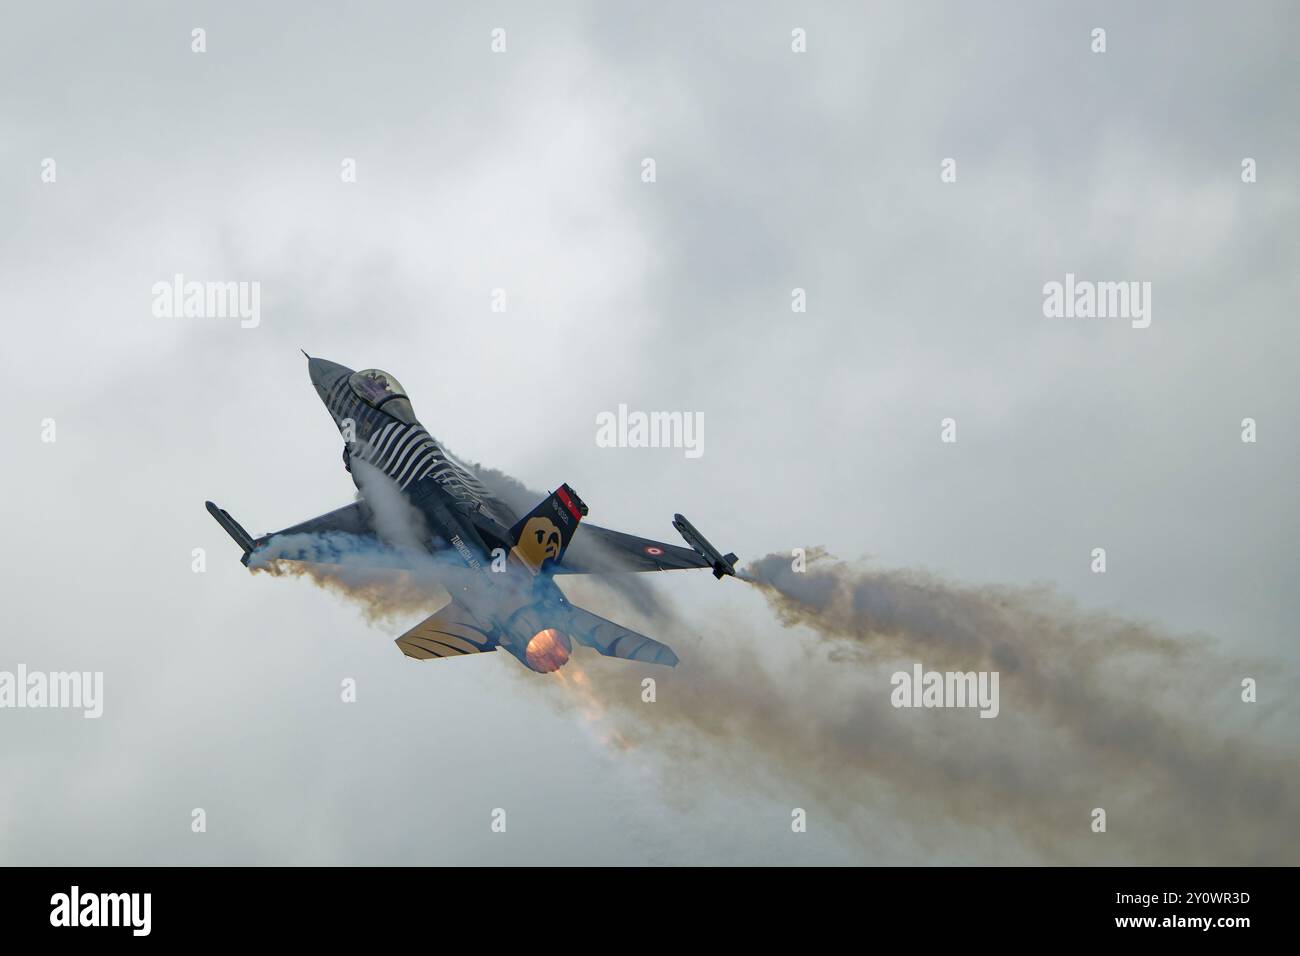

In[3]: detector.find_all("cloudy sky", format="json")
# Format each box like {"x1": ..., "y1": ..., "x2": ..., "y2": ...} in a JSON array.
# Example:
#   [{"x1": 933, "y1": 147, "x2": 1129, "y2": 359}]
[{"x1": 1, "y1": 1, "x2": 1296, "y2": 865}]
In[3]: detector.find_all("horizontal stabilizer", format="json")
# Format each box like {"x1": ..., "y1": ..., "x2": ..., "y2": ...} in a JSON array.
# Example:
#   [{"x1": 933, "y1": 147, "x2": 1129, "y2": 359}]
[
  {"x1": 566, "y1": 604, "x2": 679, "y2": 667},
  {"x1": 396, "y1": 600, "x2": 495, "y2": 661}
]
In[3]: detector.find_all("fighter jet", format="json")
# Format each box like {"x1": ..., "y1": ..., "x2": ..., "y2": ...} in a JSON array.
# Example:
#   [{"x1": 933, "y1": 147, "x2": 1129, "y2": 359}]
[{"x1": 206, "y1": 355, "x2": 737, "y2": 673}]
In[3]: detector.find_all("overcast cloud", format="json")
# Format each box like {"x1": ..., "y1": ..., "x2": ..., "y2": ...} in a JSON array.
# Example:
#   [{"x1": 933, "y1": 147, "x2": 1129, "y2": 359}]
[{"x1": 1, "y1": 1, "x2": 1296, "y2": 864}]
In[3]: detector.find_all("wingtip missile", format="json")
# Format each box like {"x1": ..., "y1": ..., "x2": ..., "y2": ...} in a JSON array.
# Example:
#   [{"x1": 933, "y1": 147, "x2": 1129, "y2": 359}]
[
  {"x1": 205, "y1": 500, "x2": 260, "y2": 565},
  {"x1": 672, "y1": 513, "x2": 738, "y2": 579}
]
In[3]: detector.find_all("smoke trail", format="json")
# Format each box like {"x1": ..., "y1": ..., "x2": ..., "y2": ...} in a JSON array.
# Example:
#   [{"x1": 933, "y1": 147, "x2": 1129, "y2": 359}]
[
  {"x1": 350, "y1": 457, "x2": 430, "y2": 553},
  {"x1": 242, "y1": 454, "x2": 1300, "y2": 862},
  {"x1": 559, "y1": 550, "x2": 1300, "y2": 864},
  {"x1": 249, "y1": 532, "x2": 452, "y2": 625},
  {"x1": 248, "y1": 462, "x2": 452, "y2": 624}
]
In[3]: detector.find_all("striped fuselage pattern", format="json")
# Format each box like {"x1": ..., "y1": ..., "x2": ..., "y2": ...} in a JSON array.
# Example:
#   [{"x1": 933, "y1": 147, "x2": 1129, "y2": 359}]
[{"x1": 318, "y1": 366, "x2": 518, "y2": 535}]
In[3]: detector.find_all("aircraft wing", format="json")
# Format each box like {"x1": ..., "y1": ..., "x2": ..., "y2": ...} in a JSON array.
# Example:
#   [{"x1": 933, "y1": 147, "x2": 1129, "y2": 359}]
[
  {"x1": 207, "y1": 499, "x2": 413, "y2": 568},
  {"x1": 554, "y1": 523, "x2": 711, "y2": 574},
  {"x1": 266, "y1": 501, "x2": 375, "y2": 538}
]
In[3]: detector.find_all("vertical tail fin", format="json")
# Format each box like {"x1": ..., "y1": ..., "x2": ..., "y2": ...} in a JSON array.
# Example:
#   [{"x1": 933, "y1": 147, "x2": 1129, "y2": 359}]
[{"x1": 508, "y1": 483, "x2": 587, "y2": 573}]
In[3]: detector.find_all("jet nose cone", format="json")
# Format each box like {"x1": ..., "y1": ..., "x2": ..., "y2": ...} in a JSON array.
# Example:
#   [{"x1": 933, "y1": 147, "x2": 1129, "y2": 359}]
[
  {"x1": 307, "y1": 356, "x2": 354, "y2": 398},
  {"x1": 308, "y1": 356, "x2": 356, "y2": 408}
]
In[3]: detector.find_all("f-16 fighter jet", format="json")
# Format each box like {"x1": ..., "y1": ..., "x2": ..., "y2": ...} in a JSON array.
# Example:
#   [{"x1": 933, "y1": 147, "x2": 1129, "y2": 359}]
[{"x1": 206, "y1": 355, "x2": 737, "y2": 673}]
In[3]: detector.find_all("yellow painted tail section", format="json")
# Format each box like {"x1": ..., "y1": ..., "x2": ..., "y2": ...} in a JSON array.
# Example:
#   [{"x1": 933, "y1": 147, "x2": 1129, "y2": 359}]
[
  {"x1": 507, "y1": 483, "x2": 587, "y2": 573},
  {"x1": 395, "y1": 600, "x2": 494, "y2": 660}
]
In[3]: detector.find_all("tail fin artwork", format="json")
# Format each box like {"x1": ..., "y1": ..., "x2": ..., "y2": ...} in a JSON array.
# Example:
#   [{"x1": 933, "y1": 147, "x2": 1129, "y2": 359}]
[{"x1": 508, "y1": 483, "x2": 588, "y2": 573}]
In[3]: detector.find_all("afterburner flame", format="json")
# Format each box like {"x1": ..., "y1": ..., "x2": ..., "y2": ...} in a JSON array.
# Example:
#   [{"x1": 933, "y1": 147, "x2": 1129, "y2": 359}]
[{"x1": 524, "y1": 628, "x2": 572, "y2": 673}]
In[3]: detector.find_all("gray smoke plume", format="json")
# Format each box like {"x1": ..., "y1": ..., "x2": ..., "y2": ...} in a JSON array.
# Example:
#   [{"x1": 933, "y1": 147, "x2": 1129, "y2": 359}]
[
  {"x1": 557, "y1": 549, "x2": 1300, "y2": 864},
  {"x1": 249, "y1": 535, "x2": 452, "y2": 625},
  {"x1": 246, "y1": 465, "x2": 1300, "y2": 863},
  {"x1": 248, "y1": 461, "x2": 451, "y2": 625}
]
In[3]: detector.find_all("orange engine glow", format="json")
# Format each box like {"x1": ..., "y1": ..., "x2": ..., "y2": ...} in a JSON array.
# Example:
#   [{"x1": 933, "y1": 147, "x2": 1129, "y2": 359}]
[{"x1": 524, "y1": 628, "x2": 572, "y2": 673}]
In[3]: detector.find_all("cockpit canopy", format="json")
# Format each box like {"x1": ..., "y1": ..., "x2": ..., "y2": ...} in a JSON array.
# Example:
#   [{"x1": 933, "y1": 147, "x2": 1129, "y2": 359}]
[{"x1": 349, "y1": 369, "x2": 415, "y2": 422}]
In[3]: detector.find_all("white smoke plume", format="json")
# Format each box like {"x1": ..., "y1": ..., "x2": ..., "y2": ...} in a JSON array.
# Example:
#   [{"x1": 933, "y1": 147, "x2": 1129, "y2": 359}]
[{"x1": 248, "y1": 461, "x2": 450, "y2": 624}]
